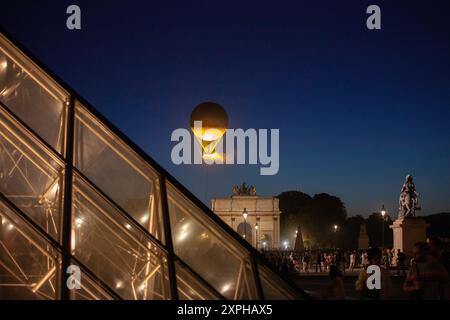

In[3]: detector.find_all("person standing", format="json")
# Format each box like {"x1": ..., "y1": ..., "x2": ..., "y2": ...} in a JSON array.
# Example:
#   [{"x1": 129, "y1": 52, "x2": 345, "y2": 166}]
[
  {"x1": 397, "y1": 249, "x2": 406, "y2": 276},
  {"x1": 335, "y1": 251, "x2": 342, "y2": 270},
  {"x1": 349, "y1": 251, "x2": 356, "y2": 271},
  {"x1": 321, "y1": 265, "x2": 346, "y2": 300},
  {"x1": 316, "y1": 251, "x2": 323, "y2": 273},
  {"x1": 382, "y1": 249, "x2": 389, "y2": 270},
  {"x1": 429, "y1": 237, "x2": 450, "y2": 299},
  {"x1": 404, "y1": 242, "x2": 448, "y2": 300},
  {"x1": 429, "y1": 237, "x2": 450, "y2": 274},
  {"x1": 302, "y1": 253, "x2": 309, "y2": 273},
  {"x1": 361, "y1": 251, "x2": 368, "y2": 267}
]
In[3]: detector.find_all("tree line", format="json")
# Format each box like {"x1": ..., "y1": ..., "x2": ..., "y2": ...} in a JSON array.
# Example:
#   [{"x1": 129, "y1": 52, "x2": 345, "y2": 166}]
[{"x1": 278, "y1": 191, "x2": 393, "y2": 249}]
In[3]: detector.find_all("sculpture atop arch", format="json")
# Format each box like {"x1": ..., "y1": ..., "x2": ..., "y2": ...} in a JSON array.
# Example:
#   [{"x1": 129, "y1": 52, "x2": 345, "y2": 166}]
[{"x1": 232, "y1": 182, "x2": 256, "y2": 196}]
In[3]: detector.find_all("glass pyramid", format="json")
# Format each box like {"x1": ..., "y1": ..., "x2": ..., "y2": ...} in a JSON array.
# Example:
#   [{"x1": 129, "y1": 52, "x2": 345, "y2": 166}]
[{"x1": 0, "y1": 30, "x2": 306, "y2": 300}]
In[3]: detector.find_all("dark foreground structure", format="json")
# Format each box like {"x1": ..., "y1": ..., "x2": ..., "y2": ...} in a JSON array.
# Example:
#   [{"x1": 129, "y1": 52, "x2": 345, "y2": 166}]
[{"x1": 0, "y1": 30, "x2": 306, "y2": 300}]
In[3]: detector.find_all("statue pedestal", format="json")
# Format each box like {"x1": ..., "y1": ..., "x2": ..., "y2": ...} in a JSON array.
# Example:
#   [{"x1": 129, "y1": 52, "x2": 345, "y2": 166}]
[{"x1": 390, "y1": 217, "x2": 428, "y2": 258}]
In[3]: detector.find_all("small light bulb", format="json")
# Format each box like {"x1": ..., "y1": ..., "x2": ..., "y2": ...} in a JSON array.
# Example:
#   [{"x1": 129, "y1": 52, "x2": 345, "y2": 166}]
[
  {"x1": 75, "y1": 218, "x2": 83, "y2": 227},
  {"x1": 140, "y1": 215, "x2": 149, "y2": 224},
  {"x1": 0, "y1": 60, "x2": 7, "y2": 71},
  {"x1": 221, "y1": 284, "x2": 231, "y2": 293}
]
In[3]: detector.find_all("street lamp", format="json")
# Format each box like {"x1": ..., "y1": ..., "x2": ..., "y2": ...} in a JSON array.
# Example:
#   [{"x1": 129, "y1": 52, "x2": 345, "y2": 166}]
[
  {"x1": 255, "y1": 222, "x2": 259, "y2": 250},
  {"x1": 381, "y1": 204, "x2": 386, "y2": 249},
  {"x1": 283, "y1": 241, "x2": 288, "y2": 250},
  {"x1": 333, "y1": 225, "x2": 338, "y2": 249},
  {"x1": 242, "y1": 208, "x2": 248, "y2": 239},
  {"x1": 294, "y1": 229, "x2": 298, "y2": 249}
]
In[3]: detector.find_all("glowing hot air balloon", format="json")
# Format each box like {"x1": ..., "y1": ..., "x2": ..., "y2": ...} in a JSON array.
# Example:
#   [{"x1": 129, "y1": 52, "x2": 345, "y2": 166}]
[{"x1": 190, "y1": 102, "x2": 228, "y2": 160}]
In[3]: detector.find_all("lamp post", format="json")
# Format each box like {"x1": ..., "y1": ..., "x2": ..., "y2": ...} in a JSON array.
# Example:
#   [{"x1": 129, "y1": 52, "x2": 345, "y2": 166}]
[
  {"x1": 255, "y1": 222, "x2": 259, "y2": 250},
  {"x1": 381, "y1": 204, "x2": 386, "y2": 249},
  {"x1": 333, "y1": 225, "x2": 338, "y2": 249},
  {"x1": 242, "y1": 208, "x2": 248, "y2": 239}
]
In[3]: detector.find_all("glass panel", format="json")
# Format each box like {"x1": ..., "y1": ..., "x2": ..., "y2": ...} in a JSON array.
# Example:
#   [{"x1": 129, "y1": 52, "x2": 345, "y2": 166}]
[
  {"x1": 72, "y1": 174, "x2": 170, "y2": 300},
  {"x1": 70, "y1": 263, "x2": 115, "y2": 300},
  {"x1": 175, "y1": 261, "x2": 221, "y2": 300},
  {"x1": 166, "y1": 181, "x2": 258, "y2": 299},
  {"x1": 0, "y1": 107, "x2": 65, "y2": 241},
  {"x1": 0, "y1": 199, "x2": 61, "y2": 300},
  {"x1": 258, "y1": 263, "x2": 300, "y2": 300},
  {"x1": 0, "y1": 34, "x2": 67, "y2": 154},
  {"x1": 74, "y1": 104, "x2": 164, "y2": 242}
]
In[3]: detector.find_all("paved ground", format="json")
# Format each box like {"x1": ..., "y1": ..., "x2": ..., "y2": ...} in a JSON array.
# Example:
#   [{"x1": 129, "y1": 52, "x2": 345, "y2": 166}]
[{"x1": 289, "y1": 269, "x2": 408, "y2": 299}]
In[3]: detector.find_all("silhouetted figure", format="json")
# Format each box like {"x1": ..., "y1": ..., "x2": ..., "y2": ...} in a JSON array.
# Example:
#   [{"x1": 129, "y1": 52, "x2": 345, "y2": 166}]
[
  {"x1": 397, "y1": 249, "x2": 406, "y2": 276},
  {"x1": 321, "y1": 265, "x2": 346, "y2": 300},
  {"x1": 404, "y1": 242, "x2": 448, "y2": 300}
]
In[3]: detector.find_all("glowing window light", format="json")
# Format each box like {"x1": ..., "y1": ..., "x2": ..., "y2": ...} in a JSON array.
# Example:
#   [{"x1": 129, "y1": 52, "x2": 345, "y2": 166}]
[
  {"x1": 181, "y1": 222, "x2": 190, "y2": 230},
  {"x1": 75, "y1": 217, "x2": 83, "y2": 228},
  {"x1": 71, "y1": 233, "x2": 76, "y2": 251},
  {"x1": 0, "y1": 60, "x2": 7, "y2": 71},
  {"x1": 221, "y1": 284, "x2": 231, "y2": 294},
  {"x1": 178, "y1": 231, "x2": 189, "y2": 242},
  {"x1": 140, "y1": 214, "x2": 149, "y2": 224}
]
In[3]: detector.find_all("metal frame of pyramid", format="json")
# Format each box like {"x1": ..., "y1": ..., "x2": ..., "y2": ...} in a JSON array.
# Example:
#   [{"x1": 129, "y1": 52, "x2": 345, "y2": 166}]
[{"x1": 0, "y1": 27, "x2": 308, "y2": 300}]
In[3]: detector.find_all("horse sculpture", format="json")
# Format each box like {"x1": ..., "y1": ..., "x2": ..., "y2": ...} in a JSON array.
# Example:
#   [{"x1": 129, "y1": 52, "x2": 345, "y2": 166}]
[{"x1": 398, "y1": 175, "x2": 421, "y2": 219}]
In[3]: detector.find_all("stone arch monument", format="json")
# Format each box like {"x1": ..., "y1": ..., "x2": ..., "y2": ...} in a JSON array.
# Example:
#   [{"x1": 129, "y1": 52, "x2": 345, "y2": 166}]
[{"x1": 211, "y1": 183, "x2": 281, "y2": 249}]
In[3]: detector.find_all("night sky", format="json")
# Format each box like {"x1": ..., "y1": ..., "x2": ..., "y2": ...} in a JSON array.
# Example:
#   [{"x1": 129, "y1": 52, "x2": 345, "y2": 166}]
[{"x1": 2, "y1": 0, "x2": 449, "y2": 217}]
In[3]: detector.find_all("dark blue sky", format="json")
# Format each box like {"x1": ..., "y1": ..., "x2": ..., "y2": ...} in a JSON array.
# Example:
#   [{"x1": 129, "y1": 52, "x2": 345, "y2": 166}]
[{"x1": 2, "y1": 0, "x2": 450, "y2": 217}]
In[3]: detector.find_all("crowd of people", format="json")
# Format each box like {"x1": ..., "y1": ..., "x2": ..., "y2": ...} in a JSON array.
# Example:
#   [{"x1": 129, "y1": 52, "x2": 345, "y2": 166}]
[
  {"x1": 263, "y1": 237, "x2": 450, "y2": 300},
  {"x1": 264, "y1": 248, "x2": 406, "y2": 275}
]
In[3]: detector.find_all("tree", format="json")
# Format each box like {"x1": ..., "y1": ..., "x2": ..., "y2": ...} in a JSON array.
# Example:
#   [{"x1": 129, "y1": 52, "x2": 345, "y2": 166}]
[
  {"x1": 423, "y1": 213, "x2": 450, "y2": 239},
  {"x1": 278, "y1": 191, "x2": 347, "y2": 248},
  {"x1": 278, "y1": 191, "x2": 312, "y2": 244},
  {"x1": 365, "y1": 212, "x2": 393, "y2": 248},
  {"x1": 343, "y1": 215, "x2": 366, "y2": 249}
]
